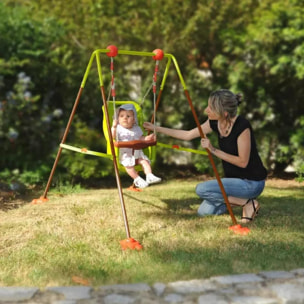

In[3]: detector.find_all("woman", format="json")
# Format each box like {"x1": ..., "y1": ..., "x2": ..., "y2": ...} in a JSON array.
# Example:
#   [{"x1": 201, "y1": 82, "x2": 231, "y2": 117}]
[{"x1": 143, "y1": 89, "x2": 267, "y2": 223}]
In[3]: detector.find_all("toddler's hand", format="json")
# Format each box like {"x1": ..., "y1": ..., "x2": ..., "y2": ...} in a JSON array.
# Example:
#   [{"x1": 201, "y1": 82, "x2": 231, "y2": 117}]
[
  {"x1": 145, "y1": 133, "x2": 156, "y2": 141},
  {"x1": 112, "y1": 119, "x2": 118, "y2": 128}
]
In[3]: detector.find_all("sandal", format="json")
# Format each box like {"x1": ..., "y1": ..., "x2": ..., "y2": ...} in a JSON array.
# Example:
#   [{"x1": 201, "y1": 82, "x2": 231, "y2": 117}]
[{"x1": 241, "y1": 198, "x2": 260, "y2": 223}]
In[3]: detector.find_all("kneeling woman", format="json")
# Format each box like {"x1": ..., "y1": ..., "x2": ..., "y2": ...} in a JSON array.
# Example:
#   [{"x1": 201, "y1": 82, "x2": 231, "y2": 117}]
[{"x1": 144, "y1": 89, "x2": 267, "y2": 223}]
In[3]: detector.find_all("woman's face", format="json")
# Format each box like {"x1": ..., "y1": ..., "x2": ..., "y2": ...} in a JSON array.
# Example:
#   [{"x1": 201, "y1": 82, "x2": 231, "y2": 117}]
[
  {"x1": 204, "y1": 100, "x2": 220, "y2": 120},
  {"x1": 118, "y1": 109, "x2": 135, "y2": 129}
]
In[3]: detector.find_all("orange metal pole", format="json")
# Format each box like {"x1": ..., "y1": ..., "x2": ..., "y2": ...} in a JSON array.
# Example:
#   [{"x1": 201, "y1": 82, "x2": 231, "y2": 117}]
[
  {"x1": 151, "y1": 87, "x2": 237, "y2": 225},
  {"x1": 42, "y1": 87, "x2": 84, "y2": 199},
  {"x1": 100, "y1": 87, "x2": 131, "y2": 239}
]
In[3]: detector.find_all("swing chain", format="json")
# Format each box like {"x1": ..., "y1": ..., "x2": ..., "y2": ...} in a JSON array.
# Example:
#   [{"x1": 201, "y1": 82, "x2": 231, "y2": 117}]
[
  {"x1": 110, "y1": 57, "x2": 116, "y2": 101},
  {"x1": 153, "y1": 60, "x2": 159, "y2": 94},
  {"x1": 152, "y1": 60, "x2": 160, "y2": 135},
  {"x1": 109, "y1": 57, "x2": 119, "y2": 142},
  {"x1": 108, "y1": 55, "x2": 160, "y2": 138}
]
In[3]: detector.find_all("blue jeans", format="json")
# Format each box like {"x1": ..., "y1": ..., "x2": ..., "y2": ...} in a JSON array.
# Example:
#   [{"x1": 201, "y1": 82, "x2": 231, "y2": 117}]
[{"x1": 195, "y1": 178, "x2": 265, "y2": 216}]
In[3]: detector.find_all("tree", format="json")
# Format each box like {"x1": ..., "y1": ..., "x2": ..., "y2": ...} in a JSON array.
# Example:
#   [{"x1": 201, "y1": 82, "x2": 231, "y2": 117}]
[
  {"x1": 0, "y1": 2, "x2": 109, "y2": 184},
  {"x1": 211, "y1": 0, "x2": 304, "y2": 173}
]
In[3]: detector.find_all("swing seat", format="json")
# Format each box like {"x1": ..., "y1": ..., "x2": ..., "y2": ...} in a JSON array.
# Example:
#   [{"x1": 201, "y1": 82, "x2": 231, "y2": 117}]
[{"x1": 102, "y1": 101, "x2": 156, "y2": 171}]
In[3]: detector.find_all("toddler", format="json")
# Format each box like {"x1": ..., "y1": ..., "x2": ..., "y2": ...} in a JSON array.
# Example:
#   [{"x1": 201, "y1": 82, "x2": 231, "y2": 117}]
[{"x1": 111, "y1": 103, "x2": 161, "y2": 188}]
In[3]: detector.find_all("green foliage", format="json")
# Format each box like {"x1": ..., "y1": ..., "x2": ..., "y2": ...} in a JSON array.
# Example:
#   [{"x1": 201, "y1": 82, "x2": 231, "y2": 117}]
[
  {"x1": 289, "y1": 116, "x2": 304, "y2": 182},
  {"x1": 1, "y1": 0, "x2": 304, "y2": 183},
  {"x1": 295, "y1": 164, "x2": 304, "y2": 183},
  {"x1": 0, "y1": 166, "x2": 51, "y2": 186},
  {"x1": 203, "y1": 0, "x2": 304, "y2": 174},
  {"x1": 0, "y1": 71, "x2": 63, "y2": 169},
  {"x1": 50, "y1": 180, "x2": 84, "y2": 194},
  {"x1": 0, "y1": 2, "x2": 68, "y2": 173}
]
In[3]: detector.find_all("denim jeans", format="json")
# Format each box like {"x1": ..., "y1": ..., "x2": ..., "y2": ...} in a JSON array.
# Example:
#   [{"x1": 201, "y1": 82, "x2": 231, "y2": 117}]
[{"x1": 195, "y1": 178, "x2": 265, "y2": 216}]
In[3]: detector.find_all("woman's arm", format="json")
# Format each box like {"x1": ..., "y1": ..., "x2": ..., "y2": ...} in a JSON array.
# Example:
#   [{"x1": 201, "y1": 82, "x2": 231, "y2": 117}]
[
  {"x1": 201, "y1": 128, "x2": 251, "y2": 168},
  {"x1": 143, "y1": 120, "x2": 212, "y2": 141}
]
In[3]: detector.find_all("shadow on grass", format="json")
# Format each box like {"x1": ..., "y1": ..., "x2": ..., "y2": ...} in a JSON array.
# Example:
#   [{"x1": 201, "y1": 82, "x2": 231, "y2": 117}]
[
  {"x1": 0, "y1": 189, "x2": 40, "y2": 212},
  {"x1": 124, "y1": 189, "x2": 304, "y2": 234},
  {"x1": 140, "y1": 192, "x2": 304, "y2": 279}
]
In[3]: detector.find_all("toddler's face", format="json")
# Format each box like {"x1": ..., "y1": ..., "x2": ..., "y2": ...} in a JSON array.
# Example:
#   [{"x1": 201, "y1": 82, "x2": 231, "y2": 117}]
[{"x1": 118, "y1": 110, "x2": 135, "y2": 129}]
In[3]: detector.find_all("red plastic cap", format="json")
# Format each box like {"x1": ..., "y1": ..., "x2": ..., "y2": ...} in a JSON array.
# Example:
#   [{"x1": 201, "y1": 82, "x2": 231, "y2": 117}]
[
  {"x1": 106, "y1": 45, "x2": 118, "y2": 57},
  {"x1": 152, "y1": 49, "x2": 164, "y2": 60}
]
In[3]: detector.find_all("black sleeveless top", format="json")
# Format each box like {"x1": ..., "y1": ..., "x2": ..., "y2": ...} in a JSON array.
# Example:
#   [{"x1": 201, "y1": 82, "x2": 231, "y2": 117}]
[{"x1": 209, "y1": 116, "x2": 267, "y2": 180}]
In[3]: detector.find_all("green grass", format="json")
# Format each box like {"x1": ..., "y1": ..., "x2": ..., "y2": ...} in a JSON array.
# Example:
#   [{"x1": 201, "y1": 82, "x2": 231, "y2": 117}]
[{"x1": 0, "y1": 177, "x2": 303, "y2": 287}]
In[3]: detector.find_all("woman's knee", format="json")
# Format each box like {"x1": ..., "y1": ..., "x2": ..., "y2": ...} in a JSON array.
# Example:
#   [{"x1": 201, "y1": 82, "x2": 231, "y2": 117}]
[
  {"x1": 197, "y1": 201, "x2": 227, "y2": 217},
  {"x1": 197, "y1": 200, "x2": 216, "y2": 217},
  {"x1": 195, "y1": 182, "x2": 208, "y2": 197}
]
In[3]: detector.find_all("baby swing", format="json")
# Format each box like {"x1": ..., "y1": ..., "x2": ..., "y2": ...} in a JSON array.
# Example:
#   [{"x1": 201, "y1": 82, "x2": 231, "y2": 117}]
[
  {"x1": 32, "y1": 46, "x2": 250, "y2": 252},
  {"x1": 101, "y1": 46, "x2": 161, "y2": 174}
]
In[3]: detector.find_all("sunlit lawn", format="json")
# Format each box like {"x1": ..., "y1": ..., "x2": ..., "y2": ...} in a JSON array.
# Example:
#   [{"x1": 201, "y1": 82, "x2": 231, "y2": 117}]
[{"x1": 0, "y1": 177, "x2": 303, "y2": 287}]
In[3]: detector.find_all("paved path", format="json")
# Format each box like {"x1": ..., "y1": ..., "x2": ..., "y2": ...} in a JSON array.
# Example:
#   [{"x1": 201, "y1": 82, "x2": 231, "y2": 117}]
[{"x1": 1, "y1": 269, "x2": 304, "y2": 303}]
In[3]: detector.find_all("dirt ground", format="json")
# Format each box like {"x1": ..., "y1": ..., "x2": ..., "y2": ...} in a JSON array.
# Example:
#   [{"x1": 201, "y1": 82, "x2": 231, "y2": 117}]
[{"x1": 265, "y1": 177, "x2": 303, "y2": 188}]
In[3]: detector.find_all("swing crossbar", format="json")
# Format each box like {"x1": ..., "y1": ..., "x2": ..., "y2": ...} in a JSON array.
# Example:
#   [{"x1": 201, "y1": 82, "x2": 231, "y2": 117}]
[{"x1": 60, "y1": 143, "x2": 112, "y2": 159}]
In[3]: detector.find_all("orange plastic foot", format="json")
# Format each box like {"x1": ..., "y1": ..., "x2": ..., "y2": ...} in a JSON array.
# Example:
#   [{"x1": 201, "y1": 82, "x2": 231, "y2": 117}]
[
  {"x1": 228, "y1": 224, "x2": 250, "y2": 235},
  {"x1": 127, "y1": 184, "x2": 142, "y2": 192},
  {"x1": 120, "y1": 238, "x2": 143, "y2": 250},
  {"x1": 30, "y1": 196, "x2": 49, "y2": 205}
]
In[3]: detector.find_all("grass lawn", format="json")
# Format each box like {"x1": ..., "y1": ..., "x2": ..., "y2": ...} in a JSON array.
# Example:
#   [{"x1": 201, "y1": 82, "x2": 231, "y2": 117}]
[{"x1": 0, "y1": 176, "x2": 303, "y2": 287}]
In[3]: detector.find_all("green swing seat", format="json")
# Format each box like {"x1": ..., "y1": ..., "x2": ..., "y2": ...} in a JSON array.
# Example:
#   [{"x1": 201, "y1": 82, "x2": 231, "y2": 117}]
[{"x1": 102, "y1": 101, "x2": 156, "y2": 171}]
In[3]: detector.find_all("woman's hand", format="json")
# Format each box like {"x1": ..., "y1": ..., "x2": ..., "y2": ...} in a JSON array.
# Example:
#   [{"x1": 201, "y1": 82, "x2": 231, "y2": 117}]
[
  {"x1": 143, "y1": 122, "x2": 153, "y2": 131},
  {"x1": 200, "y1": 136, "x2": 214, "y2": 152}
]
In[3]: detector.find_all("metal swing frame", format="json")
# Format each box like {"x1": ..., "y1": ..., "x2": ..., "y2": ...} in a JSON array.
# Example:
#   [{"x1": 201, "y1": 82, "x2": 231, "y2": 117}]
[{"x1": 33, "y1": 46, "x2": 247, "y2": 250}]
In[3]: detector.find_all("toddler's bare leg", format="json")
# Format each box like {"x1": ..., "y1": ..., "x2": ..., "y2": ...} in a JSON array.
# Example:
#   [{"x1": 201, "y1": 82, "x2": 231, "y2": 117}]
[
  {"x1": 137, "y1": 159, "x2": 152, "y2": 175},
  {"x1": 125, "y1": 166, "x2": 140, "y2": 179}
]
